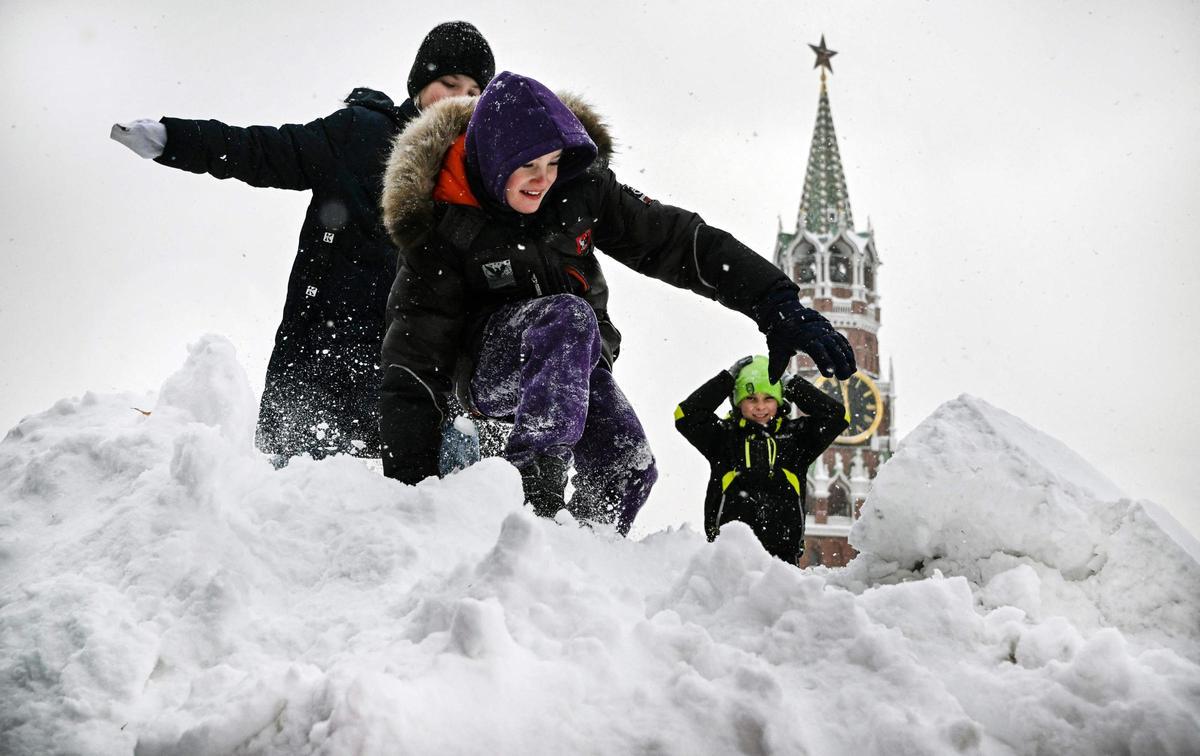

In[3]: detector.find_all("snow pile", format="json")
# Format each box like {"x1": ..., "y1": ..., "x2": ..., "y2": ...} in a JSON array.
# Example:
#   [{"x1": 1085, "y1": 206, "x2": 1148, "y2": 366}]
[
  {"x1": 848, "y1": 395, "x2": 1200, "y2": 661},
  {"x1": 1, "y1": 339, "x2": 1198, "y2": 755}
]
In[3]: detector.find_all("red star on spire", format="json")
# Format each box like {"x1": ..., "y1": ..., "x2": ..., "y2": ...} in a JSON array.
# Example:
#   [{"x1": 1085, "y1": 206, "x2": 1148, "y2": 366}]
[{"x1": 809, "y1": 35, "x2": 837, "y2": 73}]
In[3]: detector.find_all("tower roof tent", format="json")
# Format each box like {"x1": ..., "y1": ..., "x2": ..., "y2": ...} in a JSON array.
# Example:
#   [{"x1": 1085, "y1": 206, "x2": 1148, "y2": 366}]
[{"x1": 796, "y1": 70, "x2": 855, "y2": 237}]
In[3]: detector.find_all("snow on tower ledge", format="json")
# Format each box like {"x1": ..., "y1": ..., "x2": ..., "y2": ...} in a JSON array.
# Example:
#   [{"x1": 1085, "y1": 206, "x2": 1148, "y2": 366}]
[{"x1": 1, "y1": 341, "x2": 1198, "y2": 754}]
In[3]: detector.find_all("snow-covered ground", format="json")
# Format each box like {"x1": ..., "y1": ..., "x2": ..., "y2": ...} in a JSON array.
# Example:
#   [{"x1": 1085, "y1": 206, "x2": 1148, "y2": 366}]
[{"x1": 2, "y1": 335, "x2": 1197, "y2": 755}]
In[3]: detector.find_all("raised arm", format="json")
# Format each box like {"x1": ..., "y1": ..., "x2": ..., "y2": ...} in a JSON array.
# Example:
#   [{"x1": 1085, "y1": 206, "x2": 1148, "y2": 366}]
[
  {"x1": 783, "y1": 374, "x2": 850, "y2": 467},
  {"x1": 674, "y1": 357, "x2": 753, "y2": 461},
  {"x1": 674, "y1": 371, "x2": 733, "y2": 461}
]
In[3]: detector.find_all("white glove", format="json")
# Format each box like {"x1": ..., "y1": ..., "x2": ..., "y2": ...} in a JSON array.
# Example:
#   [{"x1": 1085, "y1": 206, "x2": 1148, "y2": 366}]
[{"x1": 110, "y1": 119, "x2": 167, "y2": 159}]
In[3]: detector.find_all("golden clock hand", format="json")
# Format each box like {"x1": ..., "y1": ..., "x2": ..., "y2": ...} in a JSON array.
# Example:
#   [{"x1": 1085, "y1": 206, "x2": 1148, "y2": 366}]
[{"x1": 836, "y1": 379, "x2": 852, "y2": 423}]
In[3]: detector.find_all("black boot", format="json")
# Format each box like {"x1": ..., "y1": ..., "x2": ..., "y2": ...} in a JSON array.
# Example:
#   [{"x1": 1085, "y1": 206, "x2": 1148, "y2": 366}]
[{"x1": 517, "y1": 455, "x2": 569, "y2": 518}]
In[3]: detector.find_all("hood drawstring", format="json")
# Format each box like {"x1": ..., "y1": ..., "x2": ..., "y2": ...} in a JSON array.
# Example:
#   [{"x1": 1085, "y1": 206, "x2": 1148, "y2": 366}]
[{"x1": 742, "y1": 433, "x2": 779, "y2": 478}]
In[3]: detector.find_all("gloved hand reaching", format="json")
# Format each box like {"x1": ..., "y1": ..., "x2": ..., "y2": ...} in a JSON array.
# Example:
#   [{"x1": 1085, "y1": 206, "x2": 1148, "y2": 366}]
[
  {"x1": 110, "y1": 119, "x2": 167, "y2": 159},
  {"x1": 725, "y1": 355, "x2": 755, "y2": 378},
  {"x1": 753, "y1": 286, "x2": 857, "y2": 382}
]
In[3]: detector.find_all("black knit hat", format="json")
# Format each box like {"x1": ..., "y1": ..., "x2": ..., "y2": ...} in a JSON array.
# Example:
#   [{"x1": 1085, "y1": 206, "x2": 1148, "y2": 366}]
[{"x1": 407, "y1": 22, "x2": 495, "y2": 100}]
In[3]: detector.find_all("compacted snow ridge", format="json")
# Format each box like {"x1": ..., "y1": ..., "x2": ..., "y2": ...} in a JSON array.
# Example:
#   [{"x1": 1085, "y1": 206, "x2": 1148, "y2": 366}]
[{"x1": 1, "y1": 336, "x2": 1198, "y2": 754}]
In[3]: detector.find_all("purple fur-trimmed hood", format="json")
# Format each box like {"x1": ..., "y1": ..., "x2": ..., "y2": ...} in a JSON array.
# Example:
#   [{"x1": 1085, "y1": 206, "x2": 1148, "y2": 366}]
[
  {"x1": 465, "y1": 71, "x2": 598, "y2": 207},
  {"x1": 381, "y1": 77, "x2": 613, "y2": 249}
]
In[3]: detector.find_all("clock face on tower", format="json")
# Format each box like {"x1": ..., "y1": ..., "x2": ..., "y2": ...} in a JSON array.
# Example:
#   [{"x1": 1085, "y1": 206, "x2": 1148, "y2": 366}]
[{"x1": 813, "y1": 371, "x2": 884, "y2": 444}]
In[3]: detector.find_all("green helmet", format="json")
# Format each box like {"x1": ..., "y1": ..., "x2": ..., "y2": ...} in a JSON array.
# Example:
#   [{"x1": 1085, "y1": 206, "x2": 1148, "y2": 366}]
[{"x1": 732, "y1": 355, "x2": 783, "y2": 406}]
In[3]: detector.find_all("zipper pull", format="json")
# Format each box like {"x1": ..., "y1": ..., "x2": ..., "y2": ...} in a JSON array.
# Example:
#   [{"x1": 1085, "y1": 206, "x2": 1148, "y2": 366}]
[{"x1": 530, "y1": 272, "x2": 543, "y2": 296}]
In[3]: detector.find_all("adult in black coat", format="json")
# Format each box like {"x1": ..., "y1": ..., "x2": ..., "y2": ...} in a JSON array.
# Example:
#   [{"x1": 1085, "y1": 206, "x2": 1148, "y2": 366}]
[{"x1": 110, "y1": 22, "x2": 494, "y2": 463}]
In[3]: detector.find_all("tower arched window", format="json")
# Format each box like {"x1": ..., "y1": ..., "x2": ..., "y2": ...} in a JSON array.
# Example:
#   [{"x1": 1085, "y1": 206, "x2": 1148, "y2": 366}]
[
  {"x1": 863, "y1": 263, "x2": 875, "y2": 290},
  {"x1": 795, "y1": 254, "x2": 817, "y2": 284},
  {"x1": 829, "y1": 248, "x2": 852, "y2": 284},
  {"x1": 827, "y1": 481, "x2": 851, "y2": 517}
]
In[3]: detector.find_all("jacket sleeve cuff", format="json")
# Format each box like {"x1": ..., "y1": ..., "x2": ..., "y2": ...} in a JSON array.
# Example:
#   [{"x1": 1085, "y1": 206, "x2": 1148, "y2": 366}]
[{"x1": 154, "y1": 117, "x2": 205, "y2": 173}]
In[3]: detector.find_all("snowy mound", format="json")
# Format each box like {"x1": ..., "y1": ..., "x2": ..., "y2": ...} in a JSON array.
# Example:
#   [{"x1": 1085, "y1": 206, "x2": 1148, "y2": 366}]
[
  {"x1": 849, "y1": 395, "x2": 1200, "y2": 658},
  {"x1": 2, "y1": 339, "x2": 1198, "y2": 754}
]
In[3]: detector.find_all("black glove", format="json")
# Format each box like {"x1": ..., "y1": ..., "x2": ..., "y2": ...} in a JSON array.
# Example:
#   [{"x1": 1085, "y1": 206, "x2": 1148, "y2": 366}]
[
  {"x1": 725, "y1": 355, "x2": 755, "y2": 378},
  {"x1": 753, "y1": 287, "x2": 856, "y2": 382}
]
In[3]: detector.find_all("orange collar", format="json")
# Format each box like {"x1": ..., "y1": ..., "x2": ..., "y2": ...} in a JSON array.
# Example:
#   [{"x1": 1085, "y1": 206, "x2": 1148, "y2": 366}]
[{"x1": 432, "y1": 135, "x2": 481, "y2": 207}]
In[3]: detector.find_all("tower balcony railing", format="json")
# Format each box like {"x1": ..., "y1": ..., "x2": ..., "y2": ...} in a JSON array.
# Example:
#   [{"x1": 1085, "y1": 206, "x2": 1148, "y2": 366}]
[{"x1": 826, "y1": 311, "x2": 880, "y2": 335}]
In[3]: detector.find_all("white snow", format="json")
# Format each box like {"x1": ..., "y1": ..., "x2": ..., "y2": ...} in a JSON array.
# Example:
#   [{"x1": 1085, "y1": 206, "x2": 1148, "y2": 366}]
[{"x1": 1, "y1": 338, "x2": 1198, "y2": 755}]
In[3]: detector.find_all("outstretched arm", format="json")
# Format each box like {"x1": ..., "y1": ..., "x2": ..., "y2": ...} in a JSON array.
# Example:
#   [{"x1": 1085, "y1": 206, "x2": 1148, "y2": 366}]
[
  {"x1": 591, "y1": 169, "x2": 856, "y2": 381},
  {"x1": 112, "y1": 107, "x2": 359, "y2": 191},
  {"x1": 591, "y1": 170, "x2": 786, "y2": 317},
  {"x1": 155, "y1": 110, "x2": 355, "y2": 190}
]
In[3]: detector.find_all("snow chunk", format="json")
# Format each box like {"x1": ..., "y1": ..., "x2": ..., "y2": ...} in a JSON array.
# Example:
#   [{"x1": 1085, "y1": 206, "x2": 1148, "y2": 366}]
[{"x1": 154, "y1": 334, "x2": 256, "y2": 448}]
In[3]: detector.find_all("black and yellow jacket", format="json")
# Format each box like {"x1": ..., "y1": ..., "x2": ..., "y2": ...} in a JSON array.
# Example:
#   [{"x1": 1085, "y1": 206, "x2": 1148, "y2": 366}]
[{"x1": 675, "y1": 372, "x2": 848, "y2": 560}]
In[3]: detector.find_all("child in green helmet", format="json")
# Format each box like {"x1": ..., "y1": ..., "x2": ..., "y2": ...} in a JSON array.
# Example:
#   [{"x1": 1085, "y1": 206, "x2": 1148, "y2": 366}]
[{"x1": 674, "y1": 355, "x2": 849, "y2": 564}]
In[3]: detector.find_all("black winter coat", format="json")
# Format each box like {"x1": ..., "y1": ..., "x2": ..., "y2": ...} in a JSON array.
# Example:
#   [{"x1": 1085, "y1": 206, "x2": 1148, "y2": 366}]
[
  {"x1": 156, "y1": 88, "x2": 416, "y2": 459},
  {"x1": 675, "y1": 372, "x2": 848, "y2": 563},
  {"x1": 377, "y1": 95, "x2": 800, "y2": 484}
]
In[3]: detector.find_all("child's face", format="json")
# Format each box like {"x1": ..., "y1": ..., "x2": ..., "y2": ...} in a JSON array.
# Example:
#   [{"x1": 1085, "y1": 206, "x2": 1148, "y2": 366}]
[
  {"x1": 739, "y1": 394, "x2": 779, "y2": 425},
  {"x1": 417, "y1": 74, "x2": 481, "y2": 108},
  {"x1": 505, "y1": 150, "x2": 562, "y2": 214}
]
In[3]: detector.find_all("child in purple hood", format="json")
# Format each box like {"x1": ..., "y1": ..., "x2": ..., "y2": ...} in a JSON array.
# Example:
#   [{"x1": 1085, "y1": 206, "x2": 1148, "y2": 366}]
[{"x1": 379, "y1": 71, "x2": 855, "y2": 534}]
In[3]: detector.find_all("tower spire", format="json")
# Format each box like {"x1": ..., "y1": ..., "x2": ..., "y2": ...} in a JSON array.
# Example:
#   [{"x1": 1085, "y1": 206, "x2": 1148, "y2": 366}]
[
  {"x1": 774, "y1": 36, "x2": 894, "y2": 569},
  {"x1": 797, "y1": 36, "x2": 854, "y2": 236}
]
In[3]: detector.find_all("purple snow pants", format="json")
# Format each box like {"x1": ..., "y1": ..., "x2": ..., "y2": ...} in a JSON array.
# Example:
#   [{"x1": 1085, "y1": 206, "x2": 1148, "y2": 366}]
[{"x1": 470, "y1": 295, "x2": 658, "y2": 534}]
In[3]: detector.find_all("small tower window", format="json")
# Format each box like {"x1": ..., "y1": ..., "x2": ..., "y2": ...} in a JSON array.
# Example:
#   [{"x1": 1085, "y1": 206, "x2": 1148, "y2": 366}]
[
  {"x1": 795, "y1": 255, "x2": 817, "y2": 284},
  {"x1": 829, "y1": 249, "x2": 851, "y2": 284},
  {"x1": 827, "y1": 481, "x2": 851, "y2": 517},
  {"x1": 863, "y1": 263, "x2": 875, "y2": 290}
]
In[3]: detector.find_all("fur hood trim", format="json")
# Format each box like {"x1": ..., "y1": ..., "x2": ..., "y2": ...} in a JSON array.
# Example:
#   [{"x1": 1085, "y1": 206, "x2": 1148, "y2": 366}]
[{"x1": 381, "y1": 92, "x2": 613, "y2": 249}]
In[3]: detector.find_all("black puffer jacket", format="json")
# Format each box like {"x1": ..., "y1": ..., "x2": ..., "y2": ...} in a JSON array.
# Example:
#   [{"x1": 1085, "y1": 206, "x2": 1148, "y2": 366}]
[
  {"x1": 377, "y1": 94, "x2": 802, "y2": 484},
  {"x1": 674, "y1": 372, "x2": 847, "y2": 562},
  {"x1": 156, "y1": 88, "x2": 416, "y2": 459}
]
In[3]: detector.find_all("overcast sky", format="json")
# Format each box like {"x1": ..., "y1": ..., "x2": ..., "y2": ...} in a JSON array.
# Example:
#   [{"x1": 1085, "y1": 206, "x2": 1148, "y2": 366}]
[{"x1": 2, "y1": 0, "x2": 1198, "y2": 538}]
